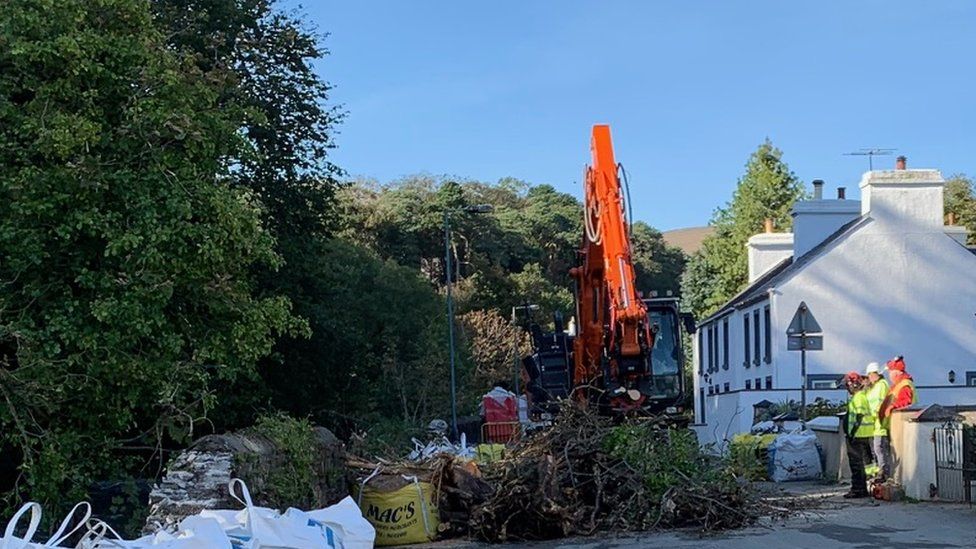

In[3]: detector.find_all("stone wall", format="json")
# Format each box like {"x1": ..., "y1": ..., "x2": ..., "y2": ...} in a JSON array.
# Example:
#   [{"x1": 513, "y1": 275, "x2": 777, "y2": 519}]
[{"x1": 144, "y1": 426, "x2": 345, "y2": 532}]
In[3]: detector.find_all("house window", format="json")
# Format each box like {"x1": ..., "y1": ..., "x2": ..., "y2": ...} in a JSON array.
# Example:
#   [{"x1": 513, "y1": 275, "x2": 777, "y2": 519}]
[
  {"x1": 699, "y1": 388, "x2": 706, "y2": 423},
  {"x1": 724, "y1": 382, "x2": 730, "y2": 393},
  {"x1": 711, "y1": 324, "x2": 718, "y2": 372},
  {"x1": 743, "y1": 313, "x2": 751, "y2": 367},
  {"x1": 705, "y1": 324, "x2": 710, "y2": 373},
  {"x1": 967, "y1": 372, "x2": 976, "y2": 387},
  {"x1": 763, "y1": 305, "x2": 772, "y2": 364},
  {"x1": 745, "y1": 379, "x2": 752, "y2": 390},
  {"x1": 755, "y1": 377, "x2": 761, "y2": 390},
  {"x1": 705, "y1": 324, "x2": 715, "y2": 373},
  {"x1": 712, "y1": 324, "x2": 719, "y2": 373},
  {"x1": 722, "y1": 318, "x2": 730, "y2": 370},
  {"x1": 753, "y1": 309, "x2": 760, "y2": 366},
  {"x1": 712, "y1": 322, "x2": 722, "y2": 372},
  {"x1": 697, "y1": 331, "x2": 704, "y2": 376},
  {"x1": 808, "y1": 374, "x2": 844, "y2": 389},
  {"x1": 765, "y1": 376, "x2": 773, "y2": 390}
]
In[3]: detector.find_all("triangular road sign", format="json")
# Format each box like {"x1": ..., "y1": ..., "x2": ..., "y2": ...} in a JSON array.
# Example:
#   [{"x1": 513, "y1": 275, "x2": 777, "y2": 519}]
[{"x1": 786, "y1": 301, "x2": 822, "y2": 335}]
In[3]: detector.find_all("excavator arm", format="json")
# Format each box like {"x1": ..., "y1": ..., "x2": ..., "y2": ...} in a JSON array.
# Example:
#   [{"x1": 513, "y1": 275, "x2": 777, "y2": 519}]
[
  {"x1": 524, "y1": 124, "x2": 683, "y2": 417},
  {"x1": 571, "y1": 125, "x2": 656, "y2": 409}
]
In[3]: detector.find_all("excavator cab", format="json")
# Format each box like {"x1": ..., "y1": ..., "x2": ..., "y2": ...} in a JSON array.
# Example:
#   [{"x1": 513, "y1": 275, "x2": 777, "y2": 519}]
[
  {"x1": 524, "y1": 300, "x2": 686, "y2": 416},
  {"x1": 641, "y1": 298, "x2": 685, "y2": 411}
]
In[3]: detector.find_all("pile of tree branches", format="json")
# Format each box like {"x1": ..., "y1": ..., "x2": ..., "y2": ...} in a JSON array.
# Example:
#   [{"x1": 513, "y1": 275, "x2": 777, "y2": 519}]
[{"x1": 469, "y1": 404, "x2": 762, "y2": 541}]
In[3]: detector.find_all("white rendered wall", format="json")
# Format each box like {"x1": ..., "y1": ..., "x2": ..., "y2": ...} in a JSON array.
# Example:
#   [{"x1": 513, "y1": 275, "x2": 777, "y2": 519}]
[
  {"x1": 694, "y1": 388, "x2": 848, "y2": 447},
  {"x1": 773, "y1": 222, "x2": 976, "y2": 395}
]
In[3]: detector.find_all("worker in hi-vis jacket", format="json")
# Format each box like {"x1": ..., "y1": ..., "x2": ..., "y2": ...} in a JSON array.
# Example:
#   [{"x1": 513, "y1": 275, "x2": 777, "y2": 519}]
[
  {"x1": 864, "y1": 362, "x2": 890, "y2": 481},
  {"x1": 843, "y1": 371, "x2": 873, "y2": 499}
]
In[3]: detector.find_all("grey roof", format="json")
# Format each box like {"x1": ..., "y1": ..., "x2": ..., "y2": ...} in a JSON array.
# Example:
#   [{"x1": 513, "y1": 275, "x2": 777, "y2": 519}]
[
  {"x1": 699, "y1": 257, "x2": 793, "y2": 325},
  {"x1": 913, "y1": 404, "x2": 964, "y2": 423},
  {"x1": 699, "y1": 215, "x2": 867, "y2": 325}
]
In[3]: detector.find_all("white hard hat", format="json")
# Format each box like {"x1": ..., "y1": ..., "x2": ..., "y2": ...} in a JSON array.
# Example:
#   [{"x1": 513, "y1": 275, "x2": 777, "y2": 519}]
[{"x1": 865, "y1": 362, "x2": 882, "y2": 375}]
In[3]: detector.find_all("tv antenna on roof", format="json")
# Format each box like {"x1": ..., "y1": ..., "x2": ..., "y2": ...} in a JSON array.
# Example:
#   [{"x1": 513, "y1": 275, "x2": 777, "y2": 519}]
[{"x1": 843, "y1": 148, "x2": 896, "y2": 171}]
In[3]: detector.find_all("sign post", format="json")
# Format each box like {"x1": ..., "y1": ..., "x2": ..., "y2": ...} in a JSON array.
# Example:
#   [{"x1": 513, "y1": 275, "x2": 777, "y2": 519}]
[{"x1": 786, "y1": 302, "x2": 823, "y2": 421}]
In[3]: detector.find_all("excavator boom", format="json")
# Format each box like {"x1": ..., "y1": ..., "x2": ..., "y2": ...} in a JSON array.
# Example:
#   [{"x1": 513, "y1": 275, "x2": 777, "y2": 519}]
[
  {"x1": 587, "y1": 125, "x2": 646, "y2": 331},
  {"x1": 524, "y1": 125, "x2": 684, "y2": 416},
  {"x1": 572, "y1": 125, "x2": 654, "y2": 410}
]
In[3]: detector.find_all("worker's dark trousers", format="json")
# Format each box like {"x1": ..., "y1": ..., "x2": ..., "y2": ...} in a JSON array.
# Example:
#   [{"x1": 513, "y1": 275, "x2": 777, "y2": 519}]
[{"x1": 847, "y1": 437, "x2": 872, "y2": 494}]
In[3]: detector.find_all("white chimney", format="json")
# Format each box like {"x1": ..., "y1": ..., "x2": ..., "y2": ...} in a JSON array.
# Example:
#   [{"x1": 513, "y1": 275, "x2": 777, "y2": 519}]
[
  {"x1": 747, "y1": 227, "x2": 793, "y2": 283},
  {"x1": 860, "y1": 169, "x2": 945, "y2": 228},
  {"x1": 945, "y1": 226, "x2": 969, "y2": 245},
  {"x1": 791, "y1": 183, "x2": 861, "y2": 258}
]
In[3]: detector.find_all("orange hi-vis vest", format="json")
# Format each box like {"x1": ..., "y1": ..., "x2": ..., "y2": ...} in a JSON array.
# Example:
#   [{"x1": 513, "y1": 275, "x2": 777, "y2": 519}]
[
  {"x1": 892, "y1": 378, "x2": 917, "y2": 405},
  {"x1": 880, "y1": 377, "x2": 917, "y2": 427}
]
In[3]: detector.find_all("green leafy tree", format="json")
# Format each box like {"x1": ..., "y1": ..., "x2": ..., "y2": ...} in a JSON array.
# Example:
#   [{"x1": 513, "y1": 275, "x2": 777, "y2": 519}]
[
  {"x1": 0, "y1": 0, "x2": 300, "y2": 507},
  {"x1": 153, "y1": 0, "x2": 345, "y2": 239},
  {"x1": 944, "y1": 174, "x2": 976, "y2": 245},
  {"x1": 680, "y1": 250, "x2": 720, "y2": 315},
  {"x1": 630, "y1": 222, "x2": 687, "y2": 297},
  {"x1": 682, "y1": 140, "x2": 805, "y2": 318},
  {"x1": 152, "y1": 0, "x2": 349, "y2": 431},
  {"x1": 509, "y1": 263, "x2": 575, "y2": 326},
  {"x1": 339, "y1": 176, "x2": 522, "y2": 297},
  {"x1": 218, "y1": 237, "x2": 455, "y2": 431},
  {"x1": 496, "y1": 184, "x2": 582, "y2": 282},
  {"x1": 340, "y1": 176, "x2": 686, "y2": 321},
  {"x1": 340, "y1": 176, "x2": 463, "y2": 279}
]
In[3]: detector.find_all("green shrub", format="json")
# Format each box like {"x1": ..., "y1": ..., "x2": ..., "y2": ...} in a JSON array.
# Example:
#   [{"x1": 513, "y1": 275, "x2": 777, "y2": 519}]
[
  {"x1": 604, "y1": 424, "x2": 717, "y2": 497},
  {"x1": 250, "y1": 413, "x2": 318, "y2": 509},
  {"x1": 347, "y1": 417, "x2": 424, "y2": 460},
  {"x1": 727, "y1": 434, "x2": 776, "y2": 480}
]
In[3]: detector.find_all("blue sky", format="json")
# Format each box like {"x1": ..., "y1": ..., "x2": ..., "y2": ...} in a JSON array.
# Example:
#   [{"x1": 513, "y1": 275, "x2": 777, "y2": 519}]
[{"x1": 295, "y1": 1, "x2": 975, "y2": 230}]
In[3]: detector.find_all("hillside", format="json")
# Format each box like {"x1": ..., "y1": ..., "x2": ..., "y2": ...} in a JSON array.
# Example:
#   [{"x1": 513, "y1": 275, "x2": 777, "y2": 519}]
[{"x1": 662, "y1": 226, "x2": 714, "y2": 255}]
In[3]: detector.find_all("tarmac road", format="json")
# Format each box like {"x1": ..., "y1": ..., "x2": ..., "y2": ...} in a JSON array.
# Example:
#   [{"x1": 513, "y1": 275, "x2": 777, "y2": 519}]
[{"x1": 430, "y1": 484, "x2": 976, "y2": 549}]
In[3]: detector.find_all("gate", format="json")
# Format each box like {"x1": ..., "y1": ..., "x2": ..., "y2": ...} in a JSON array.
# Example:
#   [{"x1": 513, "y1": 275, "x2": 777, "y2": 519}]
[{"x1": 933, "y1": 421, "x2": 976, "y2": 503}]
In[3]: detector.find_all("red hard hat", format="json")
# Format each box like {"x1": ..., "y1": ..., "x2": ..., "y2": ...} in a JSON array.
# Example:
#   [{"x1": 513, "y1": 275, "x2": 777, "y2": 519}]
[
  {"x1": 845, "y1": 371, "x2": 862, "y2": 383},
  {"x1": 887, "y1": 356, "x2": 906, "y2": 372}
]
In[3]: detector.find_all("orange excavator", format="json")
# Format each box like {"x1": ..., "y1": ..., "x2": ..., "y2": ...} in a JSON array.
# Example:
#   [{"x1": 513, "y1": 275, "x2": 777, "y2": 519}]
[{"x1": 524, "y1": 125, "x2": 687, "y2": 415}]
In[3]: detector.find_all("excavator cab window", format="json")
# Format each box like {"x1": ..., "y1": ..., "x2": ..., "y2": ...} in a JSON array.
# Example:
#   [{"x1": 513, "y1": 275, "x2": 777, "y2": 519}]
[{"x1": 645, "y1": 307, "x2": 682, "y2": 400}]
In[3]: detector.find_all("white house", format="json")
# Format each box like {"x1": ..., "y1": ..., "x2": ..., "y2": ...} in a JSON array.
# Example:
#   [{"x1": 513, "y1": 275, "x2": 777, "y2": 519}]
[{"x1": 691, "y1": 167, "x2": 976, "y2": 447}]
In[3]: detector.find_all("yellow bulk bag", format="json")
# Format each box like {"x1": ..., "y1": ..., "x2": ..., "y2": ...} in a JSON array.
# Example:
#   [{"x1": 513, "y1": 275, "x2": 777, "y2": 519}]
[{"x1": 355, "y1": 473, "x2": 439, "y2": 546}]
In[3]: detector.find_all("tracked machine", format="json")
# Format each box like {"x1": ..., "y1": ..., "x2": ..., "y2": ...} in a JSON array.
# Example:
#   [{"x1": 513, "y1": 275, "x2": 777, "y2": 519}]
[{"x1": 523, "y1": 125, "x2": 690, "y2": 417}]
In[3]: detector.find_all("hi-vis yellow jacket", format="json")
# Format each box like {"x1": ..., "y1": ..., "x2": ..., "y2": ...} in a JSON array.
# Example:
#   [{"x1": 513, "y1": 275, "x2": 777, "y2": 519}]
[
  {"x1": 866, "y1": 379, "x2": 889, "y2": 436},
  {"x1": 847, "y1": 390, "x2": 874, "y2": 439}
]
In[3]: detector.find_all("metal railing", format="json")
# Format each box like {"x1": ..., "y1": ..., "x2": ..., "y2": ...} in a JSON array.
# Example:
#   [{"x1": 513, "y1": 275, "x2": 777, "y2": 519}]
[{"x1": 482, "y1": 421, "x2": 521, "y2": 445}]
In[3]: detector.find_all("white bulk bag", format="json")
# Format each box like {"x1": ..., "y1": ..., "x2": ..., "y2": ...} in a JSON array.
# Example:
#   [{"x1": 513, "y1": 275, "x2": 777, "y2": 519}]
[
  {"x1": 81, "y1": 516, "x2": 233, "y2": 549},
  {"x1": 198, "y1": 479, "x2": 330, "y2": 549},
  {"x1": 768, "y1": 428, "x2": 823, "y2": 482},
  {"x1": 304, "y1": 497, "x2": 375, "y2": 549},
  {"x1": 2, "y1": 501, "x2": 92, "y2": 549}
]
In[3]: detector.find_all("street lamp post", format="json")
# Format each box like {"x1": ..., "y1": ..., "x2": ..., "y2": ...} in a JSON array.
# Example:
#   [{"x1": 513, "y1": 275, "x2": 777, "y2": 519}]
[
  {"x1": 444, "y1": 203, "x2": 493, "y2": 441},
  {"x1": 511, "y1": 304, "x2": 539, "y2": 395}
]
